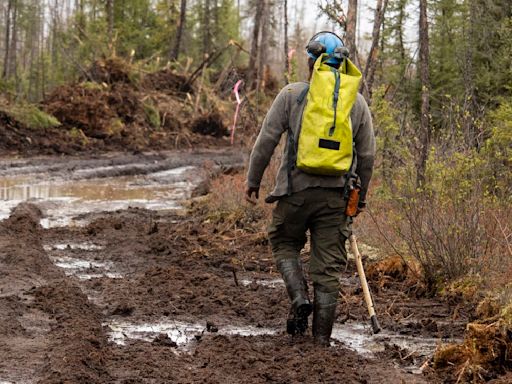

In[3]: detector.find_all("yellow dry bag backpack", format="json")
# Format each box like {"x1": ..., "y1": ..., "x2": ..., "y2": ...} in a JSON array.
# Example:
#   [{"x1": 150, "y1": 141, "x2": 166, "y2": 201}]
[{"x1": 295, "y1": 53, "x2": 362, "y2": 176}]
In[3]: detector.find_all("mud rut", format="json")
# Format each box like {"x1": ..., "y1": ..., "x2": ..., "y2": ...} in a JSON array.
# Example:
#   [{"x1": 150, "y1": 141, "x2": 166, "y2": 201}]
[{"x1": 0, "y1": 150, "x2": 469, "y2": 384}]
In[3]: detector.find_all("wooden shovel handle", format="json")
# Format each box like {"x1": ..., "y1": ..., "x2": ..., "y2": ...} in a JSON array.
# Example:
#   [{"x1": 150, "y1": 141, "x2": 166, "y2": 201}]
[{"x1": 349, "y1": 234, "x2": 381, "y2": 334}]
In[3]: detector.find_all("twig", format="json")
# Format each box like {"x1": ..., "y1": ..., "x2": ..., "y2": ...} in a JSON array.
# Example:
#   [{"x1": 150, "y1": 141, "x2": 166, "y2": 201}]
[
  {"x1": 229, "y1": 39, "x2": 250, "y2": 54},
  {"x1": 185, "y1": 43, "x2": 231, "y2": 87},
  {"x1": 493, "y1": 212, "x2": 512, "y2": 257},
  {"x1": 384, "y1": 296, "x2": 398, "y2": 317},
  {"x1": 455, "y1": 359, "x2": 470, "y2": 384},
  {"x1": 367, "y1": 206, "x2": 421, "y2": 280},
  {"x1": 400, "y1": 350, "x2": 417, "y2": 361},
  {"x1": 385, "y1": 46, "x2": 419, "y2": 102},
  {"x1": 194, "y1": 63, "x2": 207, "y2": 113},
  {"x1": 232, "y1": 268, "x2": 239, "y2": 287},
  {"x1": 419, "y1": 357, "x2": 431, "y2": 372}
]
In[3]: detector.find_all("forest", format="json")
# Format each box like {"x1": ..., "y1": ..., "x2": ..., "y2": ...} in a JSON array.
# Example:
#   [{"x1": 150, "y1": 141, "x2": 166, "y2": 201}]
[{"x1": 0, "y1": 0, "x2": 511, "y2": 383}]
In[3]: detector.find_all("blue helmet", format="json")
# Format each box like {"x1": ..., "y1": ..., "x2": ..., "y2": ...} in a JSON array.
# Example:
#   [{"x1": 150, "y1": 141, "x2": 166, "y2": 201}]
[{"x1": 306, "y1": 31, "x2": 347, "y2": 65}]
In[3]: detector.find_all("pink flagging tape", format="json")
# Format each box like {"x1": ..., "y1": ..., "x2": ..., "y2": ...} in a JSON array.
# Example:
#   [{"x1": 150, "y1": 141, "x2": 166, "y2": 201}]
[
  {"x1": 288, "y1": 48, "x2": 296, "y2": 61},
  {"x1": 231, "y1": 80, "x2": 243, "y2": 145}
]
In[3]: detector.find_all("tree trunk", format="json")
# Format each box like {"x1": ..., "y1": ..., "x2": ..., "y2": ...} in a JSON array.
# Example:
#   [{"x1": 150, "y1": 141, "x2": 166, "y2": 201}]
[
  {"x1": 77, "y1": 0, "x2": 86, "y2": 39},
  {"x1": 397, "y1": 0, "x2": 406, "y2": 64},
  {"x1": 171, "y1": 0, "x2": 187, "y2": 60},
  {"x1": 284, "y1": 0, "x2": 289, "y2": 84},
  {"x1": 346, "y1": 0, "x2": 357, "y2": 58},
  {"x1": 462, "y1": 0, "x2": 479, "y2": 148},
  {"x1": 2, "y1": 0, "x2": 13, "y2": 79},
  {"x1": 28, "y1": 0, "x2": 41, "y2": 101},
  {"x1": 361, "y1": 0, "x2": 388, "y2": 101},
  {"x1": 8, "y1": 0, "x2": 18, "y2": 80},
  {"x1": 106, "y1": 0, "x2": 114, "y2": 45},
  {"x1": 247, "y1": 0, "x2": 264, "y2": 89},
  {"x1": 40, "y1": 0, "x2": 46, "y2": 97},
  {"x1": 202, "y1": 0, "x2": 211, "y2": 56},
  {"x1": 417, "y1": 0, "x2": 431, "y2": 186},
  {"x1": 256, "y1": 0, "x2": 269, "y2": 91}
]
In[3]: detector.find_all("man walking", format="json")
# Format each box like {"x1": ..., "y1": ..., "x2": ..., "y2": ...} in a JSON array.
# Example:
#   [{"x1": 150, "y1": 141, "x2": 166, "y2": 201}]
[{"x1": 245, "y1": 32, "x2": 375, "y2": 345}]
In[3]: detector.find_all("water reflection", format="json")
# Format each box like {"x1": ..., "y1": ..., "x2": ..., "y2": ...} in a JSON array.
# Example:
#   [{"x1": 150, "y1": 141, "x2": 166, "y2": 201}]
[{"x1": 0, "y1": 166, "x2": 200, "y2": 227}]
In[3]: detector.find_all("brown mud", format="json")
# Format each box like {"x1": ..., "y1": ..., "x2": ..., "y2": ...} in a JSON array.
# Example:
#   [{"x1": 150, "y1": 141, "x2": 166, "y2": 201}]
[
  {"x1": 0, "y1": 152, "x2": 506, "y2": 383},
  {"x1": 0, "y1": 203, "x2": 434, "y2": 384}
]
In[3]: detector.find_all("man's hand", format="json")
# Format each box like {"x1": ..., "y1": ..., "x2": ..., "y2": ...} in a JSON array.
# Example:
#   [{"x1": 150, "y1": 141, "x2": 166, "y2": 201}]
[
  {"x1": 245, "y1": 186, "x2": 260, "y2": 205},
  {"x1": 355, "y1": 201, "x2": 366, "y2": 217}
]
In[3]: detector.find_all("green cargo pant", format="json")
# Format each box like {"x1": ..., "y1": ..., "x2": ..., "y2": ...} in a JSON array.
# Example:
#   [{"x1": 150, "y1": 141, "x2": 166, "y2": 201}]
[{"x1": 268, "y1": 187, "x2": 351, "y2": 293}]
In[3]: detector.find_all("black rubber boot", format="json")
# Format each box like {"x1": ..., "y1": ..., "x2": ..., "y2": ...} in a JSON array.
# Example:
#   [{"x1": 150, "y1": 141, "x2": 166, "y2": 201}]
[
  {"x1": 312, "y1": 288, "x2": 338, "y2": 346},
  {"x1": 276, "y1": 258, "x2": 313, "y2": 336}
]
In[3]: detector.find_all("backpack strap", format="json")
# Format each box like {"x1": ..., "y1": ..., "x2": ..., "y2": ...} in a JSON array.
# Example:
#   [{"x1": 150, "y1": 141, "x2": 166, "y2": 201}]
[
  {"x1": 286, "y1": 84, "x2": 310, "y2": 195},
  {"x1": 286, "y1": 126, "x2": 296, "y2": 196},
  {"x1": 329, "y1": 67, "x2": 341, "y2": 136},
  {"x1": 296, "y1": 85, "x2": 310, "y2": 105},
  {"x1": 343, "y1": 143, "x2": 358, "y2": 200}
]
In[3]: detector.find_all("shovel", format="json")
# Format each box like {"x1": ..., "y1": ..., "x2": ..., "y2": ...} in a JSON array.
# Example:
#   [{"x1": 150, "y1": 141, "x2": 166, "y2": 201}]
[{"x1": 349, "y1": 234, "x2": 381, "y2": 334}]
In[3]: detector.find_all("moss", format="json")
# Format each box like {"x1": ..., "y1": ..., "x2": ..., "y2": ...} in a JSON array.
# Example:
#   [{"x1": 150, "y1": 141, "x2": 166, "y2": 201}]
[
  {"x1": 80, "y1": 81, "x2": 107, "y2": 91},
  {"x1": 440, "y1": 275, "x2": 483, "y2": 300},
  {"x1": 68, "y1": 127, "x2": 89, "y2": 146},
  {"x1": 143, "y1": 101, "x2": 161, "y2": 128},
  {"x1": 106, "y1": 118, "x2": 125, "y2": 136},
  {"x1": 501, "y1": 303, "x2": 512, "y2": 327},
  {"x1": 5, "y1": 104, "x2": 61, "y2": 129},
  {"x1": 476, "y1": 296, "x2": 501, "y2": 319}
]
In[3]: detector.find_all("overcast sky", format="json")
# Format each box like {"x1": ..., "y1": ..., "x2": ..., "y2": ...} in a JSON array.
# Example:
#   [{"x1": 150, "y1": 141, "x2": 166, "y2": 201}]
[{"x1": 295, "y1": 0, "x2": 418, "y2": 53}]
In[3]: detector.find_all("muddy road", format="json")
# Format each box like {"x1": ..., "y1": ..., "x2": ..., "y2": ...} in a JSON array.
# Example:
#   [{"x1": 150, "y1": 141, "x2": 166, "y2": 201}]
[{"x1": 0, "y1": 150, "x2": 469, "y2": 383}]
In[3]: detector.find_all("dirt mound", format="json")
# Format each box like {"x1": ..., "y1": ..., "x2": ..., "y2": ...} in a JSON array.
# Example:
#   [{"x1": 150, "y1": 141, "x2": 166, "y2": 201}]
[
  {"x1": 191, "y1": 112, "x2": 229, "y2": 137},
  {"x1": 0, "y1": 203, "x2": 57, "y2": 283},
  {"x1": 142, "y1": 69, "x2": 193, "y2": 94},
  {"x1": 366, "y1": 255, "x2": 409, "y2": 289},
  {"x1": 0, "y1": 55, "x2": 235, "y2": 155},
  {"x1": 433, "y1": 320, "x2": 512, "y2": 382},
  {"x1": 9, "y1": 202, "x2": 43, "y2": 226},
  {"x1": 43, "y1": 82, "x2": 146, "y2": 139},
  {"x1": 34, "y1": 281, "x2": 111, "y2": 383},
  {"x1": 0, "y1": 202, "x2": 111, "y2": 382},
  {"x1": 87, "y1": 58, "x2": 134, "y2": 85},
  {"x1": 0, "y1": 109, "x2": 82, "y2": 155}
]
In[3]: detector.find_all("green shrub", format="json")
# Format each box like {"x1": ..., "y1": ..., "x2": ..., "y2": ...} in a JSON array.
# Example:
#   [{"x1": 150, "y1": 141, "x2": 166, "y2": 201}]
[{"x1": 481, "y1": 99, "x2": 512, "y2": 202}]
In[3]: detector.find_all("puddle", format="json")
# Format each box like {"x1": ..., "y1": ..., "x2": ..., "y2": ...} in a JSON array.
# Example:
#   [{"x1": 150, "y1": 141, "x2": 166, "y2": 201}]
[
  {"x1": 106, "y1": 320, "x2": 277, "y2": 347},
  {"x1": 0, "y1": 166, "x2": 201, "y2": 227},
  {"x1": 240, "y1": 278, "x2": 284, "y2": 288},
  {"x1": 48, "y1": 255, "x2": 122, "y2": 280},
  {"x1": 53, "y1": 257, "x2": 110, "y2": 270},
  {"x1": 43, "y1": 242, "x2": 104, "y2": 251},
  {"x1": 75, "y1": 272, "x2": 123, "y2": 280},
  {"x1": 331, "y1": 321, "x2": 453, "y2": 360},
  {"x1": 106, "y1": 318, "x2": 445, "y2": 365}
]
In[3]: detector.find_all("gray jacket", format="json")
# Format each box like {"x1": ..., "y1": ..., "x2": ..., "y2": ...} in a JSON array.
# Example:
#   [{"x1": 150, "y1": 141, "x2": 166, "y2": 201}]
[{"x1": 246, "y1": 81, "x2": 375, "y2": 202}]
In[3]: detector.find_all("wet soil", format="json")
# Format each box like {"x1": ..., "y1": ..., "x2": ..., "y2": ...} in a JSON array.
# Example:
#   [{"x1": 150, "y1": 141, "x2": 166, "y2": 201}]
[{"x1": 0, "y1": 152, "x2": 480, "y2": 383}]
